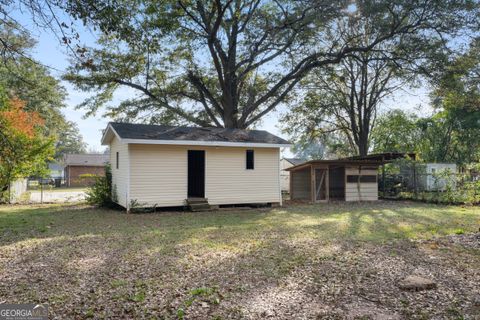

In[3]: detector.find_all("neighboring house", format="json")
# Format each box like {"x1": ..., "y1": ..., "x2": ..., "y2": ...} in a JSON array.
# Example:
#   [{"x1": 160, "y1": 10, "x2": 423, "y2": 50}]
[
  {"x1": 280, "y1": 158, "x2": 306, "y2": 193},
  {"x1": 64, "y1": 154, "x2": 109, "y2": 187},
  {"x1": 48, "y1": 163, "x2": 64, "y2": 179},
  {"x1": 101, "y1": 122, "x2": 291, "y2": 211},
  {"x1": 422, "y1": 163, "x2": 457, "y2": 191},
  {"x1": 399, "y1": 162, "x2": 457, "y2": 191}
]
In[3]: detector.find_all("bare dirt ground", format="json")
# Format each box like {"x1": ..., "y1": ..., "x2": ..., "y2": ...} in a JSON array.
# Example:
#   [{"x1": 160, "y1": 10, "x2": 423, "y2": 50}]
[
  {"x1": 0, "y1": 201, "x2": 479, "y2": 319},
  {"x1": 28, "y1": 190, "x2": 86, "y2": 203}
]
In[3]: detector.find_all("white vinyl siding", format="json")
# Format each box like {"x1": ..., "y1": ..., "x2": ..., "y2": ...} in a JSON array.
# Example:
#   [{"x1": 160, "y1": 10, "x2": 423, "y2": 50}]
[
  {"x1": 129, "y1": 144, "x2": 187, "y2": 207},
  {"x1": 345, "y1": 167, "x2": 378, "y2": 201},
  {"x1": 205, "y1": 147, "x2": 280, "y2": 205},
  {"x1": 110, "y1": 136, "x2": 129, "y2": 208},
  {"x1": 127, "y1": 144, "x2": 281, "y2": 207}
]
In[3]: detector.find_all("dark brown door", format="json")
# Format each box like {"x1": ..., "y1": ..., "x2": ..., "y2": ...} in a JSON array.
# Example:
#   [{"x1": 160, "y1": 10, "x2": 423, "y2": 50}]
[{"x1": 188, "y1": 150, "x2": 205, "y2": 198}]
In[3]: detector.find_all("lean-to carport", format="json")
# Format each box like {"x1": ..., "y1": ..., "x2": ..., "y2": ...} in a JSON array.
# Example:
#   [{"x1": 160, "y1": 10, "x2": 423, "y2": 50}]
[{"x1": 287, "y1": 160, "x2": 382, "y2": 202}]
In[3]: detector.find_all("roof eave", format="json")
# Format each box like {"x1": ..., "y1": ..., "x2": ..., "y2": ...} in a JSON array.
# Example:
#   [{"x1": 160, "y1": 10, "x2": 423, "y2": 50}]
[
  {"x1": 286, "y1": 160, "x2": 383, "y2": 171},
  {"x1": 101, "y1": 124, "x2": 122, "y2": 145},
  {"x1": 120, "y1": 138, "x2": 291, "y2": 148},
  {"x1": 65, "y1": 163, "x2": 108, "y2": 167}
]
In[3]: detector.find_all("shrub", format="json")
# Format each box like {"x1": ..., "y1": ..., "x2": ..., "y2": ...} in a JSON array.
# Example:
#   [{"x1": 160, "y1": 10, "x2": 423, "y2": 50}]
[{"x1": 85, "y1": 165, "x2": 118, "y2": 207}]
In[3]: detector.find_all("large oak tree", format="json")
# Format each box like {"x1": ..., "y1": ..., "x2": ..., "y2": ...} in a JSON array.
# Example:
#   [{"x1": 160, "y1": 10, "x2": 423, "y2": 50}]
[{"x1": 63, "y1": 0, "x2": 476, "y2": 128}]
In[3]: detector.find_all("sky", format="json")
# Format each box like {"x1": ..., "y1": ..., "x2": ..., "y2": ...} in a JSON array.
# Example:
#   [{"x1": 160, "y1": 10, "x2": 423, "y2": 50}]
[{"x1": 13, "y1": 7, "x2": 432, "y2": 156}]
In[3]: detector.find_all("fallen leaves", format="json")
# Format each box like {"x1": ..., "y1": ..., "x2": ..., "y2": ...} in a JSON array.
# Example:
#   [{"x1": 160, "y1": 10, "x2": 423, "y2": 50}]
[{"x1": 0, "y1": 202, "x2": 478, "y2": 319}]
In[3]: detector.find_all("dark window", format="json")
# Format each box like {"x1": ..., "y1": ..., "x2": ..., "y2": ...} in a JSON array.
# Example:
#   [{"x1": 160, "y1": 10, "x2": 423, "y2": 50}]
[
  {"x1": 347, "y1": 175, "x2": 377, "y2": 183},
  {"x1": 116, "y1": 152, "x2": 119, "y2": 169},
  {"x1": 246, "y1": 150, "x2": 254, "y2": 170},
  {"x1": 360, "y1": 175, "x2": 377, "y2": 183},
  {"x1": 346, "y1": 175, "x2": 358, "y2": 183}
]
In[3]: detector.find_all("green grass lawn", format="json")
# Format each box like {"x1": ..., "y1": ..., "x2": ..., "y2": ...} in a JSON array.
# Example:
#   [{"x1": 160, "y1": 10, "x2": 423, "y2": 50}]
[{"x1": 0, "y1": 201, "x2": 479, "y2": 319}]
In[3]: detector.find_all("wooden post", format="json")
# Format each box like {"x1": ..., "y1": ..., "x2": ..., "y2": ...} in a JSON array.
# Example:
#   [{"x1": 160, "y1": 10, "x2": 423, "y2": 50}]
[
  {"x1": 382, "y1": 164, "x2": 386, "y2": 198},
  {"x1": 40, "y1": 178, "x2": 43, "y2": 204},
  {"x1": 310, "y1": 165, "x2": 315, "y2": 203},
  {"x1": 358, "y1": 166, "x2": 362, "y2": 202},
  {"x1": 413, "y1": 162, "x2": 418, "y2": 199},
  {"x1": 289, "y1": 170, "x2": 293, "y2": 200},
  {"x1": 326, "y1": 166, "x2": 330, "y2": 202},
  {"x1": 8, "y1": 180, "x2": 11, "y2": 204}
]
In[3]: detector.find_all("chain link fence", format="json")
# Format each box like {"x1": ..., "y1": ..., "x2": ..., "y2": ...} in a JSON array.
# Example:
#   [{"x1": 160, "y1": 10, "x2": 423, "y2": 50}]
[
  {"x1": 379, "y1": 162, "x2": 480, "y2": 204},
  {"x1": 6, "y1": 176, "x2": 87, "y2": 204}
]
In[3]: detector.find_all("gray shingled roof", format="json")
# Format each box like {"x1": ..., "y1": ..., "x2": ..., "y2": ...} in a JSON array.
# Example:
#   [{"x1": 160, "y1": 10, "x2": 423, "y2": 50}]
[
  {"x1": 64, "y1": 154, "x2": 109, "y2": 166},
  {"x1": 109, "y1": 122, "x2": 290, "y2": 145},
  {"x1": 284, "y1": 158, "x2": 307, "y2": 166}
]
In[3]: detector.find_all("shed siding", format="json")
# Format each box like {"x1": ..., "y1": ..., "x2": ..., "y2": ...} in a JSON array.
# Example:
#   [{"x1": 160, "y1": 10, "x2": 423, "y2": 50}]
[
  {"x1": 110, "y1": 136, "x2": 129, "y2": 208},
  {"x1": 128, "y1": 144, "x2": 281, "y2": 207},
  {"x1": 345, "y1": 167, "x2": 378, "y2": 201},
  {"x1": 291, "y1": 169, "x2": 311, "y2": 200}
]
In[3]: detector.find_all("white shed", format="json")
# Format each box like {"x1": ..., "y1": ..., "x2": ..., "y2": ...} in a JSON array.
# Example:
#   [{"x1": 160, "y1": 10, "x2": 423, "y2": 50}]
[{"x1": 101, "y1": 123, "x2": 290, "y2": 211}]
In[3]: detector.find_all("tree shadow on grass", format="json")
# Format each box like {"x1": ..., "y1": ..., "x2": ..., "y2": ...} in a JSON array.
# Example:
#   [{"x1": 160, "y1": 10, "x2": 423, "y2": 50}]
[
  {"x1": 295, "y1": 201, "x2": 479, "y2": 242},
  {"x1": 0, "y1": 201, "x2": 479, "y2": 318}
]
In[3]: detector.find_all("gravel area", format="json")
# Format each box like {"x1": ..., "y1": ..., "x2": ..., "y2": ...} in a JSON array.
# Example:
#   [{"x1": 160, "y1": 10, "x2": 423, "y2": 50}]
[{"x1": 28, "y1": 190, "x2": 86, "y2": 203}]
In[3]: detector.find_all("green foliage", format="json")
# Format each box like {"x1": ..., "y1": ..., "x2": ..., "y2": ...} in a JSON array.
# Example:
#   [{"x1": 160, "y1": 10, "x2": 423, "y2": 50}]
[
  {"x1": 416, "y1": 109, "x2": 480, "y2": 164},
  {"x1": 371, "y1": 110, "x2": 421, "y2": 154},
  {"x1": 375, "y1": 40, "x2": 480, "y2": 164},
  {"x1": 372, "y1": 106, "x2": 480, "y2": 165},
  {"x1": 85, "y1": 165, "x2": 118, "y2": 207},
  {"x1": 78, "y1": 173, "x2": 98, "y2": 178},
  {"x1": 0, "y1": 24, "x2": 87, "y2": 160},
  {"x1": 0, "y1": 93, "x2": 55, "y2": 202},
  {"x1": 54, "y1": 122, "x2": 87, "y2": 159},
  {"x1": 281, "y1": 1, "x2": 477, "y2": 157},
  {"x1": 397, "y1": 163, "x2": 480, "y2": 205},
  {"x1": 63, "y1": 0, "x2": 477, "y2": 129}
]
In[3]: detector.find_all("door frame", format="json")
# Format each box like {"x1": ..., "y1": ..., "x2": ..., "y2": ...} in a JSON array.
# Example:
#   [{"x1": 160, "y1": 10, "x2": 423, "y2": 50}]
[
  {"x1": 311, "y1": 164, "x2": 329, "y2": 203},
  {"x1": 187, "y1": 150, "x2": 206, "y2": 198}
]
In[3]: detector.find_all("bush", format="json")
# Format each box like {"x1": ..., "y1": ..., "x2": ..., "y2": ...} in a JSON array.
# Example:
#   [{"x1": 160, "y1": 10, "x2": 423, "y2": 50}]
[
  {"x1": 398, "y1": 163, "x2": 480, "y2": 205},
  {"x1": 85, "y1": 165, "x2": 118, "y2": 207}
]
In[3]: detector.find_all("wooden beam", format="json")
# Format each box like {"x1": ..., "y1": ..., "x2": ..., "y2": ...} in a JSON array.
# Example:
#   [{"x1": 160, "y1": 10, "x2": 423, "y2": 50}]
[
  {"x1": 310, "y1": 165, "x2": 315, "y2": 203},
  {"x1": 315, "y1": 170, "x2": 325, "y2": 201},
  {"x1": 326, "y1": 165, "x2": 330, "y2": 202},
  {"x1": 290, "y1": 170, "x2": 293, "y2": 200}
]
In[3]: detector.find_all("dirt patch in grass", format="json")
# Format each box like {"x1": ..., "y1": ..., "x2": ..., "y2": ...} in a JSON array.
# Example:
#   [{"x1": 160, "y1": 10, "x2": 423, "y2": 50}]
[{"x1": 0, "y1": 201, "x2": 479, "y2": 319}]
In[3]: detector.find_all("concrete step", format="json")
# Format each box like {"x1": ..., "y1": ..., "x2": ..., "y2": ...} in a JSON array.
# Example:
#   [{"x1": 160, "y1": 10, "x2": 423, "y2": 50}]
[
  {"x1": 186, "y1": 198, "x2": 211, "y2": 211},
  {"x1": 186, "y1": 198, "x2": 209, "y2": 204},
  {"x1": 189, "y1": 203, "x2": 211, "y2": 211}
]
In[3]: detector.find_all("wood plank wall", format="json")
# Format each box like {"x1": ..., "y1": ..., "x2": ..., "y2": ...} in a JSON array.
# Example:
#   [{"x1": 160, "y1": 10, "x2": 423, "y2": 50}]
[{"x1": 345, "y1": 167, "x2": 378, "y2": 201}]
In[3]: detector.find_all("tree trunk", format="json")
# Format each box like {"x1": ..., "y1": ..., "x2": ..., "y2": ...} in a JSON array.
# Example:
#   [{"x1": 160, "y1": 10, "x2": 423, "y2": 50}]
[{"x1": 357, "y1": 134, "x2": 369, "y2": 157}]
